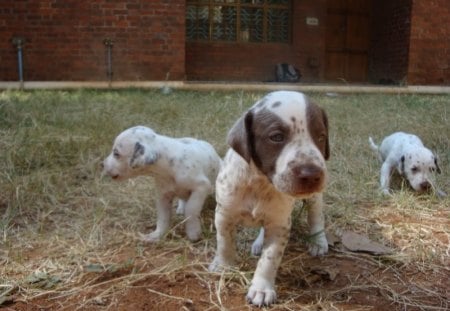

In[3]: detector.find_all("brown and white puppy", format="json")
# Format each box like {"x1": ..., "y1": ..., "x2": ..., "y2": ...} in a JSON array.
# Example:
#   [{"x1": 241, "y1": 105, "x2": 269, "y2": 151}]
[
  {"x1": 102, "y1": 126, "x2": 222, "y2": 242},
  {"x1": 209, "y1": 91, "x2": 330, "y2": 307}
]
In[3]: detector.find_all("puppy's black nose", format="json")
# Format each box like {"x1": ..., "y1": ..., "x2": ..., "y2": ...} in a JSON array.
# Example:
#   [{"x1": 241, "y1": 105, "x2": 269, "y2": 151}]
[
  {"x1": 100, "y1": 162, "x2": 104, "y2": 170},
  {"x1": 294, "y1": 164, "x2": 324, "y2": 185},
  {"x1": 420, "y1": 181, "x2": 431, "y2": 191}
]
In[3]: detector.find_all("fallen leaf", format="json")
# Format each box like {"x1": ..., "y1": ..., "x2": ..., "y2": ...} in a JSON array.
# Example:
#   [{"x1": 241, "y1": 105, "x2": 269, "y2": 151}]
[
  {"x1": 326, "y1": 231, "x2": 341, "y2": 246},
  {"x1": 341, "y1": 231, "x2": 393, "y2": 255}
]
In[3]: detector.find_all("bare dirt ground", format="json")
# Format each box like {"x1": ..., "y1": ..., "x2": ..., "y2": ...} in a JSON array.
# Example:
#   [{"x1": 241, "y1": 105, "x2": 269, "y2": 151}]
[{"x1": 4, "y1": 203, "x2": 449, "y2": 311}]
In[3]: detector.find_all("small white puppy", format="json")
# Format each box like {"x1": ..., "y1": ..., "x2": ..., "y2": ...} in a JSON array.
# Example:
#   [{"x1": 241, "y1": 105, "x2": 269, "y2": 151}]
[
  {"x1": 369, "y1": 132, "x2": 442, "y2": 195},
  {"x1": 102, "y1": 126, "x2": 222, "y2": 242}
]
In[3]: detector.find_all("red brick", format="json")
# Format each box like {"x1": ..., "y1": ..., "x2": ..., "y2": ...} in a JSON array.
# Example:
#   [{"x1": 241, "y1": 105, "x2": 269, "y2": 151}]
[{"x1": 0, "y1": 0, "x2": 185, "y2": 81}]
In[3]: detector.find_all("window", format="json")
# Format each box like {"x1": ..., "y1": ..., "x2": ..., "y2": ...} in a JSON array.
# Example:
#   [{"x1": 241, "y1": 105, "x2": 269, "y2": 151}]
[{"x1": 186, "y1": 0, "x2": 291, "y2": 43}]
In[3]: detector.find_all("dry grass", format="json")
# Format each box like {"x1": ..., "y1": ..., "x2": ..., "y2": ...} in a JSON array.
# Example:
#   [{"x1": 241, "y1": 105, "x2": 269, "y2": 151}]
[{"x1": 0, "y1": 89, "x2": 449, "y2": 310}]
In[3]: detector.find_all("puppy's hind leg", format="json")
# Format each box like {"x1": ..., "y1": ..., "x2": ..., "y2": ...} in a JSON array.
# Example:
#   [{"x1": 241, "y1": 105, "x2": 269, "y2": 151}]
[
  {"x1": 183, "y1": 184, "x2": 210, "y2": 241},
  {"x1": 380, "y1": 161, "x2": 393, "y2": 195},
  {"x1": 251, "y1": 228, "x2": 265, "y2": 256},
  {"x1": 176, "y1": 199, "x2": 185, "y2": 215}
]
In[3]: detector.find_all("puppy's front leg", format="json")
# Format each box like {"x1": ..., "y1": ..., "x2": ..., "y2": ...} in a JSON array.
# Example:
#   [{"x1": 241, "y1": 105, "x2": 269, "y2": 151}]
[
  {"x1": 305, "y1": 193, "x2": 328, "y2": 256},
  {"x1": 209, "y1": 206, "x2": 237, "y2": 271},
  {"x1": 246, "y1": 224, "x2": 290, "y2": 306},
  {"x1": 140, "y1": 194, "x2": 172, "y2": 242}
]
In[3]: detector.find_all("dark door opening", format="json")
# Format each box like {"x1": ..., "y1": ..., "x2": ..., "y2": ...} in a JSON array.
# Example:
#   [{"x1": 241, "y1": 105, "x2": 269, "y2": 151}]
[{"x1": 325, "y1": 0, "x2": 371, "y2": 83}]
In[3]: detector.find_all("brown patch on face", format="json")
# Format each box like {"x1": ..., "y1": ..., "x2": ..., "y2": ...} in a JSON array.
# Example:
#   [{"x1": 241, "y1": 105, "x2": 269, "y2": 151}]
[
  {"x1": 247, "y1": 108, "x2": 291, "y2": 178},
  {"x1": 306, "y1": 100, "x2": 330, "y2": 160}
]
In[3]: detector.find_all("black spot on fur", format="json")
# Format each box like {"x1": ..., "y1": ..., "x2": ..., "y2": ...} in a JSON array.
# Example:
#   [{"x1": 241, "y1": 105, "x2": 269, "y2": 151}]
[
  {"x1": 256, "y1": 98, "x2": 268, "y2": 108},
  {"x1": 400, "y1": 155, "x2": 406, "y2": 174},
  {"x1": 130, "y1": 142, "x2": 145, "y2": 165},
  {"x1": 272, "y1": 101, "x2": 282, "y2": 108}
]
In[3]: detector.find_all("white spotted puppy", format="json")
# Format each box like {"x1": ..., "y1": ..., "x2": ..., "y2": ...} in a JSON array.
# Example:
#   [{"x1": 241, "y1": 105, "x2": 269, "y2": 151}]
[
  {"x1": 369, "y1": 132, "x2": 443, "y2": 196},
  {"x1": 102, "y1": 126, "x2": 222, "y2": 242},
  {"x1": 209, "y1": 91, "x2": 330, "y2": 307}
]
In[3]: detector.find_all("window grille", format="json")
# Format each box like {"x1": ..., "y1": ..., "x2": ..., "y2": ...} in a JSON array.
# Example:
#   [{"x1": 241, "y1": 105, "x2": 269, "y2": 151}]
[{"x1": 186, "y1": 0, "x2": 290, "y2": 43}]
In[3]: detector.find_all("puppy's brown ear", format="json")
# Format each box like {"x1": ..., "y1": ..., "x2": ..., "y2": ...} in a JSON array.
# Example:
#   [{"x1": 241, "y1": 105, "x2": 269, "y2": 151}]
[
  {"x1": 129, "y1": 142, "x2": 159, "y2": 168},
  {"x1": 321, "y1": 108, "x2": 330, "y2": 160},
  {"x1": 227, "y1": 110, "x2": 254, "y2": 163},
  {"x1": 307, "y1": 100, "x2": 330, "y2": 160}
]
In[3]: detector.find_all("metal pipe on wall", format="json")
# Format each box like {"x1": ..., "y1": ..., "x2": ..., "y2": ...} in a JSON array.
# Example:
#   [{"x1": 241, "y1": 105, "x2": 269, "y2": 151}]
[
  {"x1": 12, "y1": 37, "x2": 25, "y2": 89},
  {"x1": 103, "y1": 38, "x2": 114, "y2": 86}
]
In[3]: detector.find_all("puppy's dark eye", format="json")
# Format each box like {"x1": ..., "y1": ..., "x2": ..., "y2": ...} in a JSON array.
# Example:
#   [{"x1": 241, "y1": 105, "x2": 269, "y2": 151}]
[
  {"x1": 113, "y1": 149, "x2": 120, "y2": 159},
  {"x1": 269, "y1": 132, "x2": 285, "y2": 143},
  {"x1": 411, "y1": 166, "x2": 419, "y2": 173},
  {"x1": 318, "y1": 134, "x2": 326, "y2": 143}
]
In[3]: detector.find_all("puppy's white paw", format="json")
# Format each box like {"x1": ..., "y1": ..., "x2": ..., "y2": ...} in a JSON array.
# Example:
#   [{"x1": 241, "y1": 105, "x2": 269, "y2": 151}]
[
  {"x1": 185, "y1": 220, "x2": 202, "y2": 242},
  {"x1": 381, "y1": 188, "x2": 392, "y2": 196},
  {"x1": 308, "y1": 231, "x2": 328, "y2": 256},
  {"x1": 175, "y1": 200, "x2": 185, "y2": 215},
  {"x1": 208, "y1": 256, "x2": 234, "y2": 272},
  {"x1": 246, "y1": 278, "x2": 277, "y2": 307},
  {"x1": 139, "y1": 231, "x2": 163, "y2": 243},
  {"x1": 251, "y1": 228, "x2": 265, "y2": 256},
  {"x1": 251, "y1": 240, "x2": 263, "y2": 256}
]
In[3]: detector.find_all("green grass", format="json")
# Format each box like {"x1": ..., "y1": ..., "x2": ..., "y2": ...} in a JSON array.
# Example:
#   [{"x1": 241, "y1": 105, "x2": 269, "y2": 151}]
[{"x1": 0, "y1": 89, "x2": 449, "y2": 310}]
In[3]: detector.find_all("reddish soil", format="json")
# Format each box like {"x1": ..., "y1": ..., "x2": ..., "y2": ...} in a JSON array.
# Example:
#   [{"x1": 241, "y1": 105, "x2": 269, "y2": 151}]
[{"x1": 5, "y1": 241, "x2": 449, "y2": 311}]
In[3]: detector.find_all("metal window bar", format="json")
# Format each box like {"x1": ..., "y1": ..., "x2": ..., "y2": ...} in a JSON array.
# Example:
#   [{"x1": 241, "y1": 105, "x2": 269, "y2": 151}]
[{"x1": 186, "y1": 0, "x2": 290, "y2": 43}]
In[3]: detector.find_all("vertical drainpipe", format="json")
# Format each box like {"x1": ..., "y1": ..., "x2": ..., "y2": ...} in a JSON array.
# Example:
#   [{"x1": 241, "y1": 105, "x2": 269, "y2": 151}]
[
  {"x1": 103, "y1": 38, "x2": 114, "y2": 87},
  {"x1": 12, "y1": 37, "x2": 25, "y2": 89}
]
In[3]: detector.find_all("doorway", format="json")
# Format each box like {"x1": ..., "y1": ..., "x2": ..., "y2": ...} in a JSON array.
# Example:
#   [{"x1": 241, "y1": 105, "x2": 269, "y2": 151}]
[{"x1": 325, "y1": 0, "x2": 371, "y2": 82}]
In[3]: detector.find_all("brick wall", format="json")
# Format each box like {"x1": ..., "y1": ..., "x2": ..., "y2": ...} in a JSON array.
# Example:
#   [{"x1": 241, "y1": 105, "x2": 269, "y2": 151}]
[
  {"x1": 2, "y1": 1, "x2": 448, "y2": 84},
  {"x1": 186, "y1": 0, "x2": 326, "y2": 82},
  {"x1": 408, "y1": 0, "x2": 450, "y2": 84},
  {"x1": 0, "y1": 0, "x2": 185, "y2": 81},
  {"x1": 368, "y1": 0, "x2": 412, "y2": 84}
]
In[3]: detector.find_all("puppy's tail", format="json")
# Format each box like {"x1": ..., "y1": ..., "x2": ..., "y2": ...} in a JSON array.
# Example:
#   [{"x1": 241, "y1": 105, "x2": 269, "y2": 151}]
[{"x1": 368, "y1": 136, "x2": 379, "y2": 152}]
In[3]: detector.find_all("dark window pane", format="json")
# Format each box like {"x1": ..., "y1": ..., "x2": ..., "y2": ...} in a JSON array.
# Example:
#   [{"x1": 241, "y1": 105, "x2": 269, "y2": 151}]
[
  {"x1": 241, "y1": 8, "x2": 263, "y2": 42},
  {"x1": 186, "y1": 5, "x2": 210, "y2": 40},
  {"x1": 268, "y1": 9, "x2": 289, "y2": 42},
  {"x1": 212, "y1": 6, "x2": 237, "y2": 41}
]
